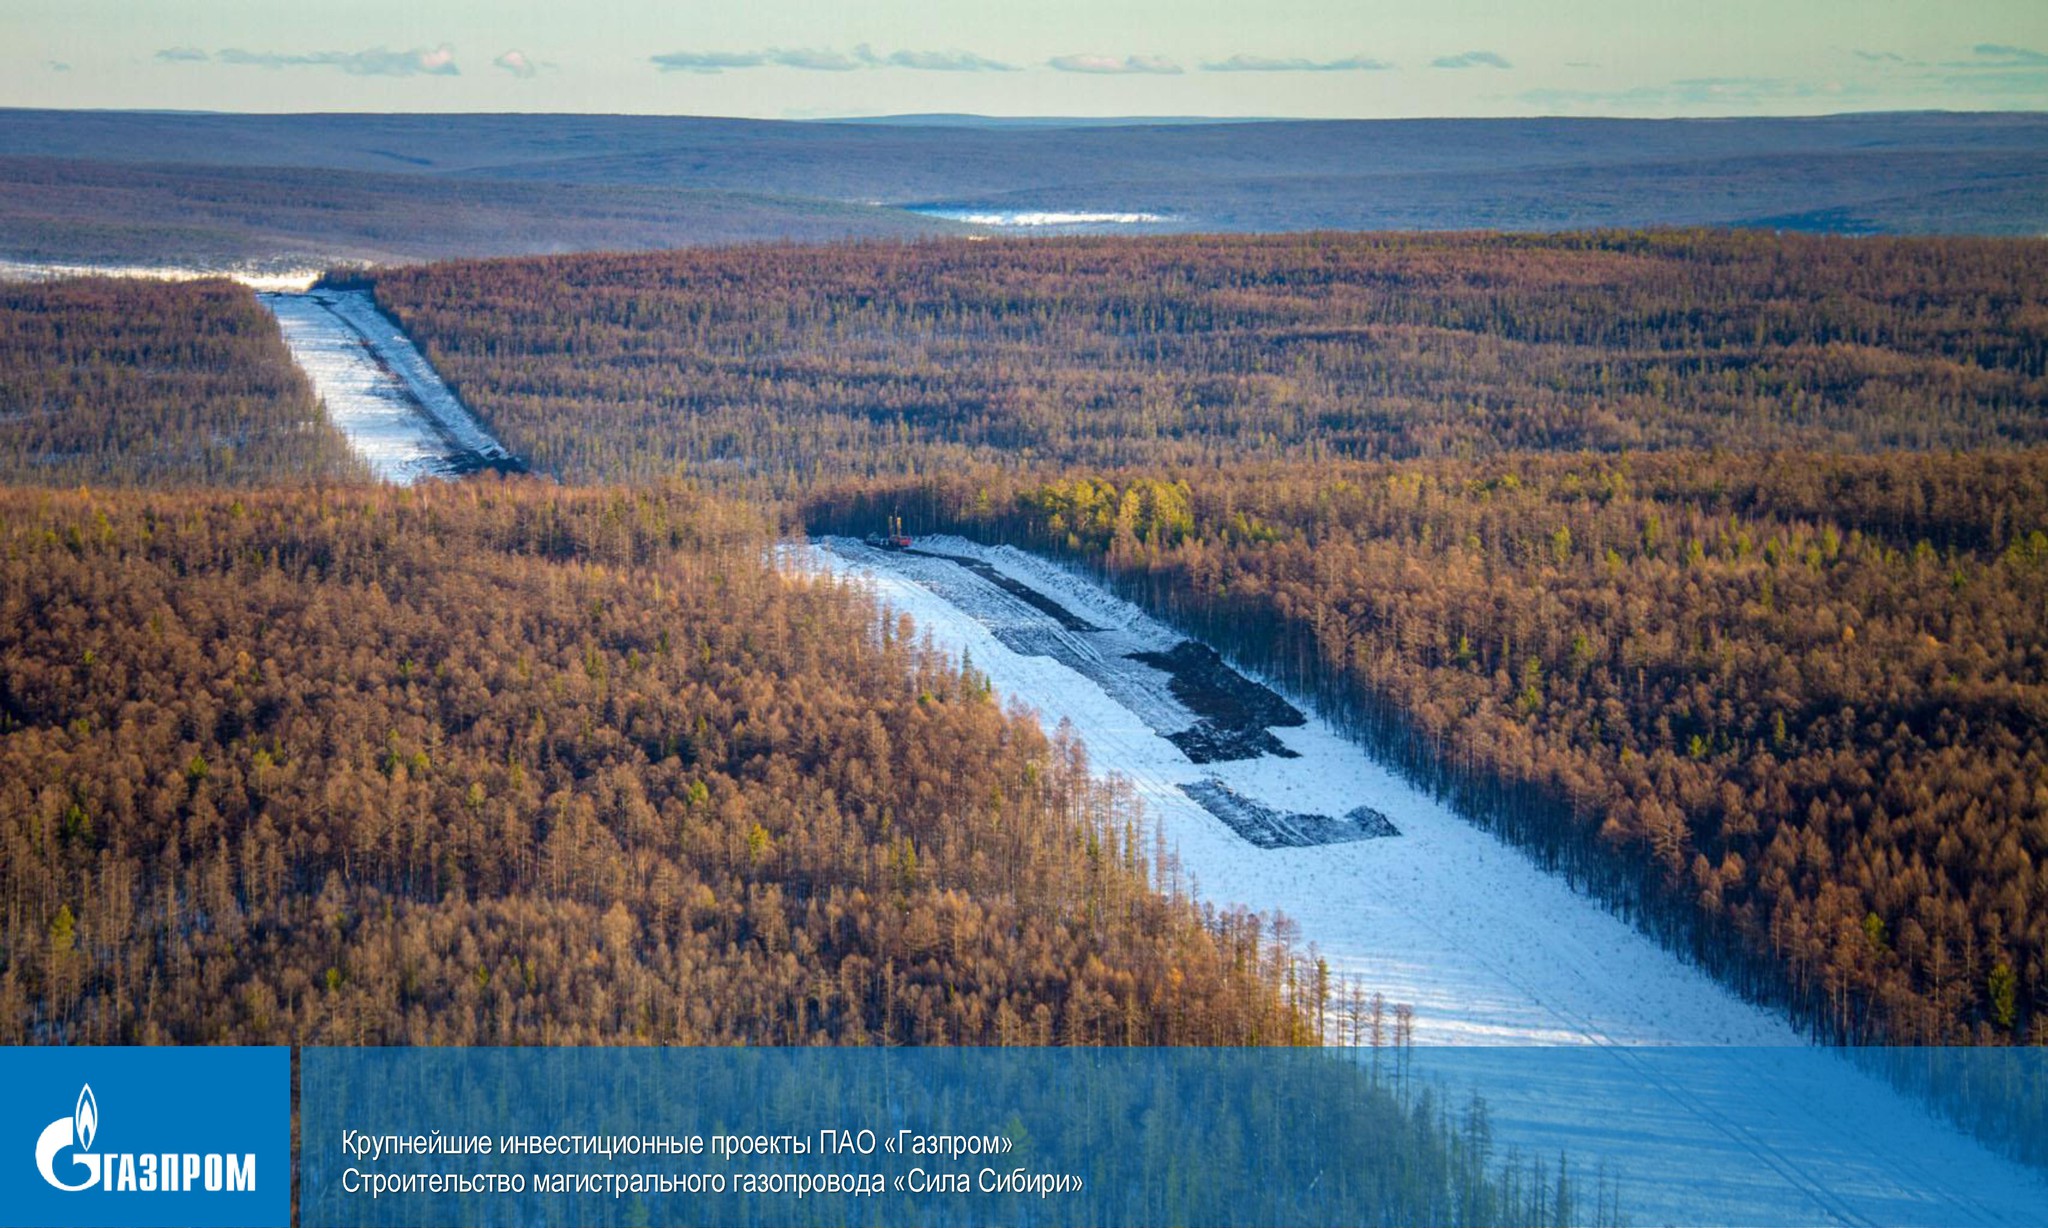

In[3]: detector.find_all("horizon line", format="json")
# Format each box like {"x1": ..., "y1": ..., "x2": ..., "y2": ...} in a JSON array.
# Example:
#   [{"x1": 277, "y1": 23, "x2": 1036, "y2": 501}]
[{"x1": 3, "y1": 104, "x2": 2046, "y2": 126}]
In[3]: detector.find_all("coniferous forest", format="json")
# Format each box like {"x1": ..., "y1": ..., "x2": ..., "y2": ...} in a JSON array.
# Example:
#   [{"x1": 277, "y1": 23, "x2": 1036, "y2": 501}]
[
  {"x1": 0, "y1": 481, "x2": 1319, "y2": 1048},
  {"x1": 357, "y1": 232, "x2": 2048, "y2": 1048},
  {"x1": 0, "y1": 282, "x2": 1334, "y2": 1052},
  {"x1": 364, "y1": 231, "x2": 2048, "y2": 487},
  {"x1": 4, "y1": 229, "x2": 2047, "y2": 1067},
  {"x1": 812, "y1": 450, "x2": 2048, "y2": 1046},
  {"x1": 0, "y1": 277, "x2": 366, "y2": 487},
  {"x1": 11, "y1": 0, "x2": 2048, "y2": 1204}
]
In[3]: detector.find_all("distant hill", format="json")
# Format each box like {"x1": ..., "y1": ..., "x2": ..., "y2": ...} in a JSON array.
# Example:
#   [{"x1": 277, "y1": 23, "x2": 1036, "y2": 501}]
[
  {"x1": 813, "y1": 113, "x2": 1279, "y2": 128},
  {"x1": 0, "y1": 155, "x2": 959, "y2": 268},
  {"x1": 0, "y1": 109, "x2": 2043, "y2": 268}
]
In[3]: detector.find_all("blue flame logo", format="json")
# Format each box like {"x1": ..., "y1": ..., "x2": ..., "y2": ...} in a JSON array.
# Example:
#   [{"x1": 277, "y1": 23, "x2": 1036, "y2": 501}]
[
  {"x1": 35, "y1": 1084, "x2": 100, "y2": 1192},
  {"x1": 74, "y1": 1085, "x2": 97, "y2": 1152}
]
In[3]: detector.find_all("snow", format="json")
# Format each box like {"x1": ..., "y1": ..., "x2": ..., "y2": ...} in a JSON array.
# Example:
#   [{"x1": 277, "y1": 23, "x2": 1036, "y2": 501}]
[
  {"x1": 0, "y1": 261, "x2": 516, "y2": 483},
  {"x1": 0, "y1": 258, "x2": 324, "y2": 293},
  {"x1": 260, "y1": 289, "x2": 514, "y2": 484},
  {"x1": 907, "y1": 208, "x2": 1174, "y2": 228},
  {"x1": 813, "y1": 534, "x2": 1783, "y2": 1048},
  {"x1": 798, "y1": 534, "x2": 2048, "y2": 1227}
]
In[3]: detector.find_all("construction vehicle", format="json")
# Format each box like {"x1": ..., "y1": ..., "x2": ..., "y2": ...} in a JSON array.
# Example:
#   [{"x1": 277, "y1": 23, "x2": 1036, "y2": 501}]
[{"x1": 865, "y1": 515, "x2": 913, "y2": 550}]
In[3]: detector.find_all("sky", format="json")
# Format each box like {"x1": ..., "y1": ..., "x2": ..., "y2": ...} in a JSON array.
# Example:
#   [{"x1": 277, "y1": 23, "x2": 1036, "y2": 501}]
[{"x1": 4, "y1": 0, "x2": 2046, "y2": 119}]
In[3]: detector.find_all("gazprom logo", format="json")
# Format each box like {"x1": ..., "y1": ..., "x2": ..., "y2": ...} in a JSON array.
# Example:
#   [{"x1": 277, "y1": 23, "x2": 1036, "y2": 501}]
[
  {"x1": 34, "y1": 1083, "x2": 255, "y2": 1195},
  {"x1": 35, "y1": 1085, "x2": 99, "y2": 1191}
]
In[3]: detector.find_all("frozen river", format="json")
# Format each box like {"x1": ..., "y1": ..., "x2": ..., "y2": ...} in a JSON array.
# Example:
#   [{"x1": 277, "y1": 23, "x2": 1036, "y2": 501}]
[
  {"x1": 802, "y1": 534, "x2": 2048, "y2": 1227},
  {"x1": 260, "y1": 288, "x2": 517, "y2": 484}
]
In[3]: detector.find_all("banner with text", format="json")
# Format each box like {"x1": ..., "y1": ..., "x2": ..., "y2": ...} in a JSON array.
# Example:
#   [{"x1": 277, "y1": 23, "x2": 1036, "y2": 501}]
[{"x1": 300, "y1": 1045, "x2": 2048, "y2": 1227}]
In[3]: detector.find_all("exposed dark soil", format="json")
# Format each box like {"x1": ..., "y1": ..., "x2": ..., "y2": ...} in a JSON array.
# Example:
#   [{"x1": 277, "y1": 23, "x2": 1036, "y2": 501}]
[
  {"x1": 880, "y1": 542, "x2": 1307, "y2": 764},
  {"x1": 1180, "y1": 779, "x2": 1401, "y2": 849},
  {"x1": 1166, "y1": 725, "x2": 1300, "y2": 764},
  {"x1": 1129, "y1": 641, "x2": 1305, "y2": 764},
  {"x1": 442, "y1": 452, "x2": 528, "y2": 477}
]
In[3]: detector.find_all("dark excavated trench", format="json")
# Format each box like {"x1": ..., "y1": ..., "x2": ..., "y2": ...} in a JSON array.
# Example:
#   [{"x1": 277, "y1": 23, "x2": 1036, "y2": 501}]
[{"x1": 903, "y1": 545, "x2": 1396, "y2": 848}]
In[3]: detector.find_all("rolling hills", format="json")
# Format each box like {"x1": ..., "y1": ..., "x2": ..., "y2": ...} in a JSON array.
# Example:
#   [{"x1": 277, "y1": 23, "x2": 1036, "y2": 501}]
[{"x1": 1, "y1": 109, "x2": 2045, "y2": 270}]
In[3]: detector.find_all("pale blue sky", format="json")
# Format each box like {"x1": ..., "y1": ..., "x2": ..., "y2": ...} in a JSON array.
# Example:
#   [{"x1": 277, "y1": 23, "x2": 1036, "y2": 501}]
[{"x1": 4, "y1": 0, "x2": 2045, "y2": 117}]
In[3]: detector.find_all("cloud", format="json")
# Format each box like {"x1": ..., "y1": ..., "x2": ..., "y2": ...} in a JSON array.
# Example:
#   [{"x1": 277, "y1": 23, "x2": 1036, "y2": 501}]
[
  {"x1": 1919, "y1": 44, "x2": 2048, "y2": 99},
  {"x1": 46, "y1": 61, "x2": 70, "y2": 73},
  {"x1": 1853, "y1": 50, "x2": 1916, "y2": 65},
  {"x1": 209, "y1": 44, "x2": 459, "y2": 76},
  {"x1": 651, "y1": 48, "x2": 855, "y2": 72},
  {"x1": 492, "y1": 50, "x2": 541, "y2": 78},
  {"x1": 1200, "y1": 54, "x2": 1392, "y2": 73},
  {"x1": 863, "y1": 46, "x2": 1017, "y2": 72},
  {"x1": 652, "y1": 45, "x2": 1015, "y2": 73},
  {"x1": 1956, "y1": 43, "x2": 2048, "y2": 68},
  {"x1": 652, "y1": 51, "x2": 769, "y2": 73},
  {"x1": 1047, "y1": 54, "x2": 1183, "y2": 75},
  {"x1": 777, "y1": 49, "x2": 865, "y2": 71},
  {"x1": 1432, "y1": 50, "x2": 1511, "y2": 70},
  {"x1": 154, "y1": 47, "x2": 209, "y2": 63}
]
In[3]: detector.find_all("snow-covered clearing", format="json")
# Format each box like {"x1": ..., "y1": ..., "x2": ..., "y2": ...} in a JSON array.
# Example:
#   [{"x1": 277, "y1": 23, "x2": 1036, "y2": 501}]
[
  {"x1": 811, "y1": 534, "x2": 1783, "y2": 1048},
  {"x1": 0, "y1": 261, "x2": 515, "y2": 484},
  {"x1": 799, "y1": 534, "x2": 2048, "y2": 1227},
  {"x1": 260, "y1": 289, "x2": 515, "y2": 484},
  {"x1": 907, "y1": 208, "x2": 1174, "y2": 228},
  {"x1": 0, "y1": 258, "x2": 323, "y2": 292}
]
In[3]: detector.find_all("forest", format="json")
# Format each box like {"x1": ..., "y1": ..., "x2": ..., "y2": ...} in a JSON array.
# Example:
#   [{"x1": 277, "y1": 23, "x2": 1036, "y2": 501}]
[
  {"x1": 0, "y1": 481, "x2": 1331, "y2": 1048},
  {"x1": 365, "y1": 231, "x2": 2048, "y2": 488},
  {"x1": 358, "y1": 233, "x2": 2048, "y2": 1048},
  {"x1": 0, "y1": 475, "x2": 1607, "y2": 1220},
  {"x1": 811, "y1": 450, "x2": 2048, "y2": 1047},
  {"x1": 0, "y1": 277, "x2": 365, "y2": 487},
  {"x1": 5, "y1": 231, "x2": 2046, "y2": 1063}
]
